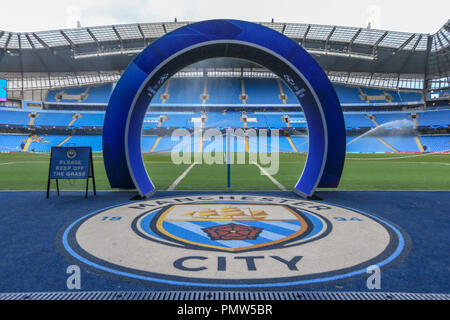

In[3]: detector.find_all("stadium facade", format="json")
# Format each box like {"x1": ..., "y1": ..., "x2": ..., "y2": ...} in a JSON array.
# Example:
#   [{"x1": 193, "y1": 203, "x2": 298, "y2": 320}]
[{"x1": 0, "y1": 20, "x2": 449, "y2": 154}]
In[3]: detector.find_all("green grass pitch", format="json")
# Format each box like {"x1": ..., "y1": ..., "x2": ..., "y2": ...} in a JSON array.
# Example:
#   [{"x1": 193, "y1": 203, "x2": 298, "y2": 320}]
[{"x1": 0, "y1": 152, "x2": 449, "y2": 191}]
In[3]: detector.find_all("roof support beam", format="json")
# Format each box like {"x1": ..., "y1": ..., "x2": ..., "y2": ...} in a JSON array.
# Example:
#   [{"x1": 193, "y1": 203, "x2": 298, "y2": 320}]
[
  {"x1": 394, "y1": 33, "x2": 417, "y2": 53},
  {"x1": 398, "y1": 34, "x2": 423, "y2": 74},
  {"x1": 424, "y1": 35, "x2": 433, "y2": 91},
  {"x1": 18, "y1": 35, "x2": 24, "y2": 93},
  {"x1": 325, "y1": 26, "x2": 336, "y2": 49},
  {"x1": 0, "y1": 32, "x2": 12, "y2": 66},
  {"x1": 23, "y1": 33, "x2": 34, "y2": 49},
  {"x1": 302, "y1": 24, "x2": 311, "y2": 45},
  {"x1": 434, "y1": 33, "x2": 450, "y2": 72},
  {"x1": 60, "y1": 30, "x2": 77, "y2": 51},
  {"x1": 372, "y1": 31, "x2": 388, "y2": 53},
  {"x1": 86, "y1": 27, "x2": 101, "y2": 51},
  {"x1": 440, "y1": 30, "x2": 449, "y2": 44},
  {"x1": 32, "y1": 33, "x2": 54, "y2": 54},
  {"x1": 25, "y1": 33, "x2": 52, "y2": 77},
  {"x1": 412, "y1": 34, "x2": 423, "y2": 51},
  {"x1": 34, "y1": 33, "x2": 80, "y2": 82},
  {"x1": 24, "y1": 34, "x2": 35, "y2": 50},
  {"x1": 348, "y1": 28, "x2": 362, "y2": 52},
  {"x1": 4, "y1": 33, "x2": 12, "y2": 50},
  {"x1": 137, "y1": 24, "x2": 148, "y2": 46},
  {"x1": 0, "y1": 31, "x2": 6, "y2": 65},
  {"x1": 112, "y1": 26, "x2": 123, "y2": 49},
  {"x1": 435, "y1": 32, "x2": 446, "y2": 51},
  {"x1": 444, "y1": 21, "x2": 450, "y2": 32}
]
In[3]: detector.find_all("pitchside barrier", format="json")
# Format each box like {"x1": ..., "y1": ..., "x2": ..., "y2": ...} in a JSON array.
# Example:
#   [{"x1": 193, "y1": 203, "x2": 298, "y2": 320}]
[{"x1": 47, "y1": 146, "x2": 96, "y2": 198}]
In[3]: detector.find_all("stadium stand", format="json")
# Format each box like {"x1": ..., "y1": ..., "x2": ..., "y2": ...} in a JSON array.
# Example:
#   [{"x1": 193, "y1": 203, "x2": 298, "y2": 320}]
[
  {"x1": 370, "y1": 112, "x2": 412, "y2": 125},
  {"x1": 162, "y1": 78, "x2": 204, "y2": 105},
  {"x1": 159, "y1": 113, "x2": 191, "y2": 128},
  {"x1": 141, "y1": 136, "x2": 159, "y2": 152},
  {"x1": 346, "y1": 137, "x2": 394, "y2": 153},
  {"x1": 335, "y1": 85, "x2": 367, "y2": 104},
  {"x1": 46, "y1": 84, "x2": 113, "y2": 104},
  {"x1": 0, "y1": 109, "x2": 30, "y2": 126},
  {"x1": 2, "y1": 19, "x2": 446, "y2": 157},
  {"x1": 33, "y1": 112, "x2": 74, "y2": 127},
  {"x1": 258, "y1": 112, "x2": 287, "y2": 128},
  {"x1": 381, "y1": 136, "x2": 420, "y2": 153},
  {"x1": 0, "y1": 76, "x2": 448, "y2": 154},
  {"x1": 204, "y1": 111, "x2": 243, "y2": 128},
  {"x1": 0, "y1": 134, "x2": 28, "y2": 152},
  {"x1": 342, "y1": 113, "x2": 374, "y2": 129},
  {"x1": 41, "y1": 80, "x2": 425, "y2": 106},
  {"x1": 291, "y1": 136, "x2": 309, "y2": 153},
  {"x1": 69, "y1": 113, "x2": 104, "y2": 127},
  {"x1": 414, "y1": 110, "x2": 450, "y2": 126},
  {"x1": 244, "y1": 79, "x2": 284, "y2": 104},
  {"x1": 206, "y1": 78, "x2": 242, "y2": 104},
  {"x1": 64, "y1": 135, "x2": 103, "y2": 151},
  {"x1": 419, "y1": 135, "x2": 450, "y2": 152}
]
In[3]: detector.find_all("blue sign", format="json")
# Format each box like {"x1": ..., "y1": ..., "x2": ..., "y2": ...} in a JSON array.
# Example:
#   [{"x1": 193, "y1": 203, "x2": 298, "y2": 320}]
[{"x1": 49, "y1": 147, "x2": 91, "y2": 179}]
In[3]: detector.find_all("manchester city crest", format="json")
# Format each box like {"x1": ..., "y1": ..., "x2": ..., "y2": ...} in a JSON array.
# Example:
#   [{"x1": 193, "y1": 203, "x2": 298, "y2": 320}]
[
  {"x1": 153, "y1": 204, "x2": 310, "y2": 252},
  {"x1": 60, "y1": 194, "x2": 409, "y2": 288}
]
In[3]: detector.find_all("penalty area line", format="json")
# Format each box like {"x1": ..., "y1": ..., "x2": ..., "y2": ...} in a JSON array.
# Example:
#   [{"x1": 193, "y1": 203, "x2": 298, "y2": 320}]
[
  {"x1": 167, "y1": 162, "x2": 198, "y2": 191},
  {"x1": 251, "y1": 161, "x2": 287, "y2": 191}
]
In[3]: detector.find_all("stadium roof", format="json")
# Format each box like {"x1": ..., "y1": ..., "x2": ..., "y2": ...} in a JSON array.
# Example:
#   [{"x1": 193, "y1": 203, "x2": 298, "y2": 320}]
[{"x1": 0, "y1": 20, "x2": 448, "y2": 91}]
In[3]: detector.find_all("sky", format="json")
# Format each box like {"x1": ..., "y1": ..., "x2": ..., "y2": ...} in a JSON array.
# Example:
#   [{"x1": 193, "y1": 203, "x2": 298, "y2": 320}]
[{"x1": 0, "y1": 0, "x2": 448, "y2": 34}]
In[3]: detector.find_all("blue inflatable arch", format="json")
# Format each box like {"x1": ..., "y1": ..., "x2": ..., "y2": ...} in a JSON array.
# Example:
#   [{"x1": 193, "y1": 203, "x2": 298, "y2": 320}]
[{"x1": 103, "y1": 19, "x2": 346, "y2": 198}]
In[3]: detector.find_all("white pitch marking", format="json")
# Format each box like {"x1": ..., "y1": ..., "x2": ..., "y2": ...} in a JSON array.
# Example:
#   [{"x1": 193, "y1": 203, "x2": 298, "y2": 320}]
[
  {"x1": 167, "y1": 162, "x2": 198, "y2": 191},
  {"x1": 0, "y1": 161, "x2": 48, "y2": 166},
  {"x1": 252, "y1": 161, "x2": 287, "y2": 191}
]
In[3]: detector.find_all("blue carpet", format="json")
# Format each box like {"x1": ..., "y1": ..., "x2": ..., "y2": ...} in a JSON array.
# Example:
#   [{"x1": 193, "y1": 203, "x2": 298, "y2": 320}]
[{"x1": 0, "y1": 190, "x2": 448, "y2": 293}]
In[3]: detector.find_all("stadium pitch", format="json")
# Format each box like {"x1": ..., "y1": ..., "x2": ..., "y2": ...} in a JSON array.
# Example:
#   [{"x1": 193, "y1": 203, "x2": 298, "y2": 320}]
[{"x1": 0, "y1": 152, "x2": 449, "y2": 192}]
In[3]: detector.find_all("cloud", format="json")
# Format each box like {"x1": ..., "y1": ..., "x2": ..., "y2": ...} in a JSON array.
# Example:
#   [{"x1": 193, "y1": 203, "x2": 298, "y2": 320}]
[
  {"x1": 0, "y1": 0, "x2": 447, "y2": 33},
  {"x1": 66, "y1": 5, "x2": 82, "y2": 28}
]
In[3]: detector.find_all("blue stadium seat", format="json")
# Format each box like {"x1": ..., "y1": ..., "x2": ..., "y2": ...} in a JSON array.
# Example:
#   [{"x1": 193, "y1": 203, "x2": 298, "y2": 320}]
[
  {"x1": 33, "y1": 112, "x2": 74, "y2": 127},
  {"x1": 73, "y1": 113, "x2": 105, "y2": 127},
  {"x1": 381, "y1": 136, "x2": 419, "y2": 152},
  {"x1": 346, "y1": 137, "x2": 392, "y2": 153},
  {"x1": 0, "y1": 134, "x2": 28, "y2": 151},
  {"x1": 419, "y1": 135, "x2": 450, "y2": 152},
  {"x1": 416, "y1": 110, "x2": 450, "y2": 126},
  {"x1": 244, "y1": 78, "x2": 281, "y2": 104},
  {"x1": 0, "y1": 110, "x2": 30, "y2": 125},
  {"x1": 44, "y1": 80, "x2": 425, "y2": 106},
  {"x1": 206, "y1": 78, "x2": 241, "y2": 104}
]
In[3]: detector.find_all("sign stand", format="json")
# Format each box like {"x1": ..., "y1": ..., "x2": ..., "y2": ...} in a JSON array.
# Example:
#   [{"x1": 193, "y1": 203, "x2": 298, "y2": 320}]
[
  {"x1": 46, "y1": 146, "x2": 96, "y2": 198},
  {"x1": 46, "y1": 177, "x2": 60, "y2": 198},
  {"x1": 85, "y1": 150, "x2": 96, "y2": 198}
]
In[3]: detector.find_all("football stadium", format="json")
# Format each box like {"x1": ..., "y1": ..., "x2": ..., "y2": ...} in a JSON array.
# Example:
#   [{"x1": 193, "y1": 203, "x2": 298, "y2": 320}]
[{"x1": 0, "y1": 4, "x2": 449, "y2": 304}]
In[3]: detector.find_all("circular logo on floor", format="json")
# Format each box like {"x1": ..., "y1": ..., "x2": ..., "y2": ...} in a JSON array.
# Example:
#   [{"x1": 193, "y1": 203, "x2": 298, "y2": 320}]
[{"x1": 61, "y1": 194, "x2": 408, "y2": 288}]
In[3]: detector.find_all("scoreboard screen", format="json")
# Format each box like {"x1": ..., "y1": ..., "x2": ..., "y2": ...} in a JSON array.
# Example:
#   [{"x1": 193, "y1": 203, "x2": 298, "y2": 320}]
[{"x1": 0, "y1": 79, "x2": 6, "y2": 101}]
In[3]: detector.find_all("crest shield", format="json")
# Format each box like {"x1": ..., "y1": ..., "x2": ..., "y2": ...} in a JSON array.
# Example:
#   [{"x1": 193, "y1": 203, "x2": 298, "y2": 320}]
[{"x1": 156, "y1": 204, "x2": 308, "y2": 252}]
